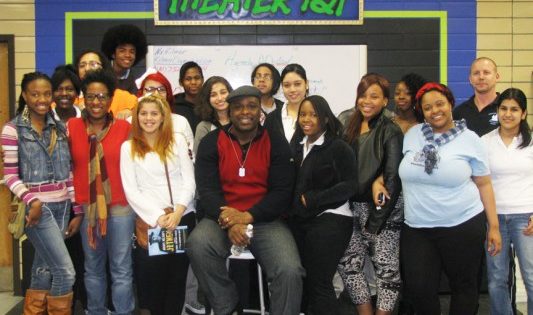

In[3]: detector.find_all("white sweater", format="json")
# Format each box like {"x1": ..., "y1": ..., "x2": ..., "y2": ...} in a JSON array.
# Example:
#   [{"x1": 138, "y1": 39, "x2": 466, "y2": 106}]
[{"x1": 120, "y1": 134, "x2": 196, "y2": 226}]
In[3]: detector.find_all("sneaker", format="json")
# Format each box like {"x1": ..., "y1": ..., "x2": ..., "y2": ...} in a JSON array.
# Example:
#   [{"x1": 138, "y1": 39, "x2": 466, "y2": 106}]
[{"x1": 184, "y1": 302, "x2": 206, "y2": 314}]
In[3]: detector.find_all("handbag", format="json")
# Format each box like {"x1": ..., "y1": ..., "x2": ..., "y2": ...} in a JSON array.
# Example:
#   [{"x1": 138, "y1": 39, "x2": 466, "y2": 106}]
[
  {"x1": 8, "y1": 196, "x2": 26, "y2": 239},
  {"x1": 135, "y1": 161, "x2": 174, "y2": 249}
]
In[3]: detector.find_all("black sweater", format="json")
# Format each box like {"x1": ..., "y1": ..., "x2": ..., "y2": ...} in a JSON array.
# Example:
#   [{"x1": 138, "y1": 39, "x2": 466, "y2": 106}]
[{"x1": 290, "y1": 135, "x2": 357, "y2": 221}]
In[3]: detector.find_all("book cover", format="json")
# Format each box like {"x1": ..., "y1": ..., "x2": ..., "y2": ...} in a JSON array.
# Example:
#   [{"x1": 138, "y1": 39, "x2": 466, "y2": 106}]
[{"x1": 147, "y1": 226, "x2": 188, "y2": 256}]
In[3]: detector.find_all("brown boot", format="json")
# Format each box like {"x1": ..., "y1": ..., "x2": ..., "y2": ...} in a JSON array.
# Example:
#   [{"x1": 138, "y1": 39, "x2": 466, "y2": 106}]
[
  {"x1": 23, "y1": 289, "x2": 48, "y2": 315},
  {"x1": 46, "y1": 292, "x2": 73, "y2": 315}
]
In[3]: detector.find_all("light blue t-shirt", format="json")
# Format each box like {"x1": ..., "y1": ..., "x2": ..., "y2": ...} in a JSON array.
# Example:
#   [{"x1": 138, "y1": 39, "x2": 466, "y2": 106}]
[{"x1": 399, "y1": 124, "x2": 490, "y2": 228}]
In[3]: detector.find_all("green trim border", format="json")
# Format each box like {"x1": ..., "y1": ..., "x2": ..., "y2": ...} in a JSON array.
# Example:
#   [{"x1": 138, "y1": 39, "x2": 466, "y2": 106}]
[{"x1": 65, "y1": 10, "x2": 447, "y2": 83}]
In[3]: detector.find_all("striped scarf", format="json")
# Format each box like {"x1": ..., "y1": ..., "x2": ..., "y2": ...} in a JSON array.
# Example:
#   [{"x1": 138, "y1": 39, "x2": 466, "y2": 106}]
[
  {"x1": 421, "y1": 119, "x2": 467, "y2": 175},
  {"x1": 84, "y1": 111, "x2": 113, "y2": 249}
]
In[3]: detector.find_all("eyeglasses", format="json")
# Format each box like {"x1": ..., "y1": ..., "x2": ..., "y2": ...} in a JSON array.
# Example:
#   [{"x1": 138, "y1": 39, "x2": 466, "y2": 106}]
[
  {"x1": 78, "y1": 61, "x2": 102, "y2": 69},
  {"x1": 254, "y1": 74, "x2": 272, "y2": 81},
  {"x1": 144, "y1": 86, "x2": 167, "y2": 94},
  {"x1": 85, "y1": 93, "x2": 110, "y2": 103}
]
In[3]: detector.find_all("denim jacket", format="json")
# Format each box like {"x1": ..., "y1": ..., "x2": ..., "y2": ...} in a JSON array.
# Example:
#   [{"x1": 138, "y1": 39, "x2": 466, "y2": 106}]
[{"x1": 14, "y1": 113, "x2": 71, "y2": 184}]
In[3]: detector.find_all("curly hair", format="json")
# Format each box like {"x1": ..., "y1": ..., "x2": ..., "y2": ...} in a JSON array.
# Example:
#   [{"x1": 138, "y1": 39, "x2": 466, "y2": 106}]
[
  {"x1": 81, "y1": 69, "x2": 117, "y2": 99},
  {"x1": 195, "y1": 76, "x2": 233, "y2": 122},
  {"x1": 101, "y1": 24, "x2": 147, "y2": 66}
]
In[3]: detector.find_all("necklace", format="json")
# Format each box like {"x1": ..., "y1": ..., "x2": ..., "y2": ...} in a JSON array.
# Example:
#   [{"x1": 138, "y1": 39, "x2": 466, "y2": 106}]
[{"x1": 228, "y1": 128, "x2": 255, "y2": 177}]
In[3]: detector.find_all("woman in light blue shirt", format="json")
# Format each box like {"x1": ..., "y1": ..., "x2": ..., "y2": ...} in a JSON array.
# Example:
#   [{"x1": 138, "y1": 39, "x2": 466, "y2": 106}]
[{"x1": 399, "y1": 82, "x2": 501, "y2": 315}]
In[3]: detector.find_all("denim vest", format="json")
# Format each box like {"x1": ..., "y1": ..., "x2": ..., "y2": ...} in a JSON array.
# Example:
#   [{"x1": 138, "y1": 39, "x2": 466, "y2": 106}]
[{"x1": 14, "y1": 114, "x2": 71, "y2": 184}]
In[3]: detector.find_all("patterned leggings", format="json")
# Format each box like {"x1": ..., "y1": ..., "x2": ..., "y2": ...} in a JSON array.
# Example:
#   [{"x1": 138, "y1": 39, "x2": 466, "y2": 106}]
[{"x1": 337, "y1": 197, "x2": 403, "y2": 312}]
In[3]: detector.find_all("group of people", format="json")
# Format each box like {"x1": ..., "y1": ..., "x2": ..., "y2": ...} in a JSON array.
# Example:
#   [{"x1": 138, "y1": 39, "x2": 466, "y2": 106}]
[{"x1": 1, "y1": 23, "x2": 532, "y2": 315}]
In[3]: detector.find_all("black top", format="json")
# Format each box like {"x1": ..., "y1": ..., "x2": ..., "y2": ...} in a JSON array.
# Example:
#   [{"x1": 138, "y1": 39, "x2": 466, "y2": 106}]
[
  {"x1": 172, "y1": 93, "x2": 200, "y2": 134},
  {"x1": 453, "y1": 94, "x2": 499, "y2": 137},
  {"x1": 290, "y1": 135, "x2": 357, "y2": 221}
]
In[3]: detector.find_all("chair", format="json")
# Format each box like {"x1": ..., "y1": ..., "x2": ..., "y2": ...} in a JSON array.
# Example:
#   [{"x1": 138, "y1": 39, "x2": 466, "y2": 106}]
[{"x1": 227, "y1": 250, "x2": 266, "y2": 315}]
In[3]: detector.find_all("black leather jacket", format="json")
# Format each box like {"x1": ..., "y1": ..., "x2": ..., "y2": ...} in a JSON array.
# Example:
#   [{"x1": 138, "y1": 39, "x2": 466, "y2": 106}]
[{"x1": 350, "y1": 111, "x2": 403, "y2": 234}]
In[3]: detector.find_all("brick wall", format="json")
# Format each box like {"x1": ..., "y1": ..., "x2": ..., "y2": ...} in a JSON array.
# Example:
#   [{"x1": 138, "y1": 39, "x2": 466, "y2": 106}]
[
  {"x1": 477, "y1": 0, "x2": 533, "y2": 123},
  {"x1": 0, "y1": 0, "x2": 35, "y2": 96}
]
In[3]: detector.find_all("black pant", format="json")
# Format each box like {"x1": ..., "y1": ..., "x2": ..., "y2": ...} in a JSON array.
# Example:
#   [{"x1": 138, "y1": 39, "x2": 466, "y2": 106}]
[
  {"x1": 134, "y1": 212, "x2": 195, "y2": 315},
  {"x1": 290, "y1": 213, "x2": 353, "y2": 315},
  {"x1": 401, "y1": 211, "x2": 486, "y2": 315}
]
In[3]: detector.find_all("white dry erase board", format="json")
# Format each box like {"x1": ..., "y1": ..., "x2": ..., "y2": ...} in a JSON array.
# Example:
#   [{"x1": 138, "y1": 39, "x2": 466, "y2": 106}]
[{"x1": 146, "y1": 45, "x2": 367, "y2": 115}]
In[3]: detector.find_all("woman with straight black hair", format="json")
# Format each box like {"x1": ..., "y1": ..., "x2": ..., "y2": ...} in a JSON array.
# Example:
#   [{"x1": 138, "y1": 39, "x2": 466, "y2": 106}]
[
  {"x1": 482, "y1": 87, "x2": 533, "y2": 315},
  {"x1": 51, "y1": 65, "x2": 82, "y2": 123},
  {"x1": 265, "y1": 63, "x2": 309, "y2": 143},
  {"x1": 289, "y1": 95, "x2": 356, "y2": 314}
]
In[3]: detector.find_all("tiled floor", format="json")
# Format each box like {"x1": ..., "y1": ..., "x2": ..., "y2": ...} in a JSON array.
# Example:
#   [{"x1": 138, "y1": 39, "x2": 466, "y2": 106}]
[
  {"x1": 0, "y1": 292, "x2": 22, "y2": 315},
  {"x1": 1, "y1": 290, "x2": 527, "y2": 314}
]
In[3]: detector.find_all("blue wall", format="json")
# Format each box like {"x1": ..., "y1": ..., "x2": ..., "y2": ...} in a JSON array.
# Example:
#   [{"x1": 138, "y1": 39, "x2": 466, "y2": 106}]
[{"x1": 35, "y1": 0, "x2": 476, "y2": 102}]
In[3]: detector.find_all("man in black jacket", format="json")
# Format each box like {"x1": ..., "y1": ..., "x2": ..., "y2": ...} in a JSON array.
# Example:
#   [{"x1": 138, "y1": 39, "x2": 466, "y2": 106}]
[{"x1": 186, "y1": 86, "x2": 304, "y2": 315}]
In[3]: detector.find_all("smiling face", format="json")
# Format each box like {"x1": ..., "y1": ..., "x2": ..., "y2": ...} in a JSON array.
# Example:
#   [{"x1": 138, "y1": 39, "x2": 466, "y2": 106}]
[
  {"x1": 394, "y1": 81, "x2": 413, "y2": 112},
  {"x1": 421, "y1": 90, "x2": 454, "y2": 133},
  {"x1": 253, "y1": 66, "x2": 274, "y2": 95},
  {"x1": 209, "y1": 82, "x2": 230, "y2": 113},
  {"x1": 84, "y1": 82, "x2": 111, "y2": 122},
  {"x1": 138, "y1": 101, "x2": 163, "y2": 136},
  {"x1": 498, "y1": 98, "x2": 526, "y2": 134},
  {"x1": 229, "y1": 96, "x2": 261, "y2": 135},
  {"x1": 298, "y1": 100, "x2": 322, "y2": 143},
  {"x1": 77, "y1": 53, "x2": 103, "y2": 80},
  {"x1": 469, "y1": 59, "x2": 499, "y2": 95},
  {"x1": 357, "y1": 83, "x2": 387, "y2": 121},
  {"x1": 53, "y1": 79, "x2": 78, "y2": 110},
  {"x1": 113, "y1": 43, "x2": 136, "y2": 71},
  {"x1": 23, "y1": 79, "x2": 53, "y2": 119},
  {"x1": 282, "y1": 72, "x2": 308, "y2": 106},
  {"x1": 143, "y1": 79, "x2": 168, "y2": 98}
]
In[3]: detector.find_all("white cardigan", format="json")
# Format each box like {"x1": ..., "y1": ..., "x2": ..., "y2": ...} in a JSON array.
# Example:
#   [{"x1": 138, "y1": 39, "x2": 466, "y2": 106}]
[{"x1": 120, "y1": 134, "x2": 196, "y2": 227}]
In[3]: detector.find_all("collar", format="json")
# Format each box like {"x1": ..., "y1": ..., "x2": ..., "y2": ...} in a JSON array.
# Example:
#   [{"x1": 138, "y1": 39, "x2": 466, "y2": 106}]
[
  {"x1": 223, "y1": 123, "x2": 265, "y2": 142},
  {"x1": 299, "y1": 132, "x2": 326, "y2": 146},
  {"x1": 112, "y1": 61, "x2": 131, "y2": 80},
  {"x1": 16, "y1": 112, "x2": 57, "y2": 128}
]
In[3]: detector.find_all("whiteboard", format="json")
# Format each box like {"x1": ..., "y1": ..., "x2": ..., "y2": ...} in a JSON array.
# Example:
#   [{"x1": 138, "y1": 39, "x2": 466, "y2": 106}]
[{"x1": 147, "y1": 45, "x2": 367, "y2": 115}]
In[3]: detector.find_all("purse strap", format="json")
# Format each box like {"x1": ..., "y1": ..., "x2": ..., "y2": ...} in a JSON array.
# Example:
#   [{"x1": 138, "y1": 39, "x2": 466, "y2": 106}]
[{"x1": 164, "y1": 161, "x2": 174, "y2": 206}]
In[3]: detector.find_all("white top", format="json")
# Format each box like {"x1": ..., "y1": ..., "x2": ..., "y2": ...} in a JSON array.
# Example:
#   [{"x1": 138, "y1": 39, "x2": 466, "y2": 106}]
[
  {"x1": 120, "y1": 134, "x2": 196, "y2": 227},
  {"x1": 299, "y1": 133, "x2": 352, "y2": 217},
  {"x1": 482, "y1": 128, "x2": 533, "y2": 215},
  {"x1": 52, "y1": 105, "x2": 81, "y2": 121},
  {"x1": 128, "y1": 113, "x2": 195, "y2": 161},
  {"x1": 281, "y1": 102, "x2": 297, "y2": 143}
]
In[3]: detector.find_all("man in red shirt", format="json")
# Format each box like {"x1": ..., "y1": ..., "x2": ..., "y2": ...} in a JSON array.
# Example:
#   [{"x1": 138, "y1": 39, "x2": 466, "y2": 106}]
[{"x1": 187, "y1": 86, "x2": 304, "y2": 315}]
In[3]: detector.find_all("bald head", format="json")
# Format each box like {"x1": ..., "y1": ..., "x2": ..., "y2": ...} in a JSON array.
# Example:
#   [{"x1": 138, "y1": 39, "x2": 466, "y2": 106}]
[{"x1": 469, "y1": 57, "x2": 499, "y2": 95}]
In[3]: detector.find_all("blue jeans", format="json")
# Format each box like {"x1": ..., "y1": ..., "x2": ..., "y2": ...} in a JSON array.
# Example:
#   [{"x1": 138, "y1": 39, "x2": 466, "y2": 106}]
[
  {"x1": 487, "y1": 213, "x2": 533, "y2": 315},
  {"x1": 25, "y1": 200, "x2": 75, "y2": 296},
  {"x1": 81, "y1": 209, "x2": 135, "y2": 315},
  {"x1": 187, "y1": 219, "x2": 305, "y2": 315}
]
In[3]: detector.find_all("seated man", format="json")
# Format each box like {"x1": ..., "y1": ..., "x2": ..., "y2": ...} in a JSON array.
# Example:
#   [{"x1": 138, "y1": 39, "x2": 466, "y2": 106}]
[{"x1": 187, "y1": 86, "x2": 304, "y2": 315}]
